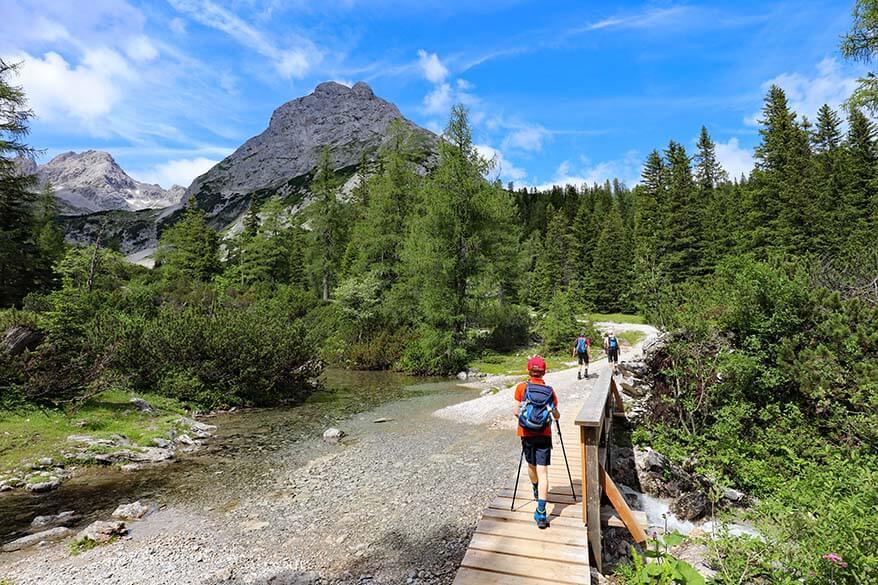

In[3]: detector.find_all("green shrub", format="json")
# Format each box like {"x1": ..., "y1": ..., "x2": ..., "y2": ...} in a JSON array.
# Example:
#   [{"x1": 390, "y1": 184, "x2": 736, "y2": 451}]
[{"x1": 398, "y1": 326, "x2": 468, "y2": 375}]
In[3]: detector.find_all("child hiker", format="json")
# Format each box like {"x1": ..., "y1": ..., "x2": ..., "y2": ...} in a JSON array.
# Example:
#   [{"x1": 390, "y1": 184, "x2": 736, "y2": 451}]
[{"x1": 513, "y1": 355, "x2": 559, "y2": 529}]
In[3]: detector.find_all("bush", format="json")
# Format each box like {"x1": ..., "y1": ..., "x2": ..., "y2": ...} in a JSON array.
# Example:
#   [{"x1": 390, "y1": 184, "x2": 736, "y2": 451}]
[
  {"x1": 539, "y1": 288, "x2": 580, "y2": 352},
  {"x1": 477, "y1": 302, "x2": 531, "y2": 352},
  {"x1": 129, "y1": 303, "x2": 321, "y2": 408},
  {"x1": 398, "y1": 326, "x2": 468, "y2": 375}
]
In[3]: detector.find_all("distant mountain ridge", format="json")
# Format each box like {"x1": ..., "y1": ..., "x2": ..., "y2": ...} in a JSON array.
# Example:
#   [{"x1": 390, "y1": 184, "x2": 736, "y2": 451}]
[
  {"x1": 58, "y1": 81, "x2": 439, "y2": 260},
  {"x1": 35, "y1": 150, "x2": 185, "y2": 214}
]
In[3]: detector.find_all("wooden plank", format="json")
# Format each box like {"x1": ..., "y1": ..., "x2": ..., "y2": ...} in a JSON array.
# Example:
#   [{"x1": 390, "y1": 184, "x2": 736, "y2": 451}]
[
  {"x1": 491, "y1": 496, "x2": 582, "y2": 519},
  {"x1": 600, "y1": 464, "x2": 648, "y2": 543},
  {"x1": 585, "y1": 426, "x2": 602, "y2": 572},
  {"x1": 490, "y1": 498, "x2": 643, "y2": 529},
  {"x1": 610, "y1": 376, "x2": 625, "y2": 412},
  {"x1": 480, "y1": 507, "x2": 584, "y2": 529},
  {"x1": 580, "y1": 425, "x2": 587, "y2": 525},
  {"x1": 574, "y1": 368, "x2": 612, "y2": 427},
  {"x1": 453, "y1": 567, "x2": 559, "y2": 585},
  {"x1": 498, "y1": 488, "x2": 578, "y2": 505},
  {"x1": 474, "y1": 518, "x2": 588, "y2": 547},
  {"x1": 460, "y1": 549, "x2": 591, "y2": 584},
  {"x1": 468, "y1": 532, "x2": 589, "y2": 565}
]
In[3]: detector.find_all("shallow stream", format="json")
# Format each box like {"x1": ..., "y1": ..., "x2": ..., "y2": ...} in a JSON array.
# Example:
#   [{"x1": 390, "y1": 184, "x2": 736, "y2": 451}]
[{"x1": 0, "y1": 370, "x2": 472, "y2": 544}]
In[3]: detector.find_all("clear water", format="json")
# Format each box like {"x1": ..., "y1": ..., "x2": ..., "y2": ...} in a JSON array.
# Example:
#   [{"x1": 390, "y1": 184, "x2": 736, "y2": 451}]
[{"x1": 0, "y1": 370, "x2": 471, "y2": 544}]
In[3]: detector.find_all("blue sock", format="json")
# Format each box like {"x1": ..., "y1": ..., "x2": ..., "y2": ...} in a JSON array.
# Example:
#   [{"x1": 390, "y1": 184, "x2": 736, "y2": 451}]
[{"x1": 537, "y1": 499, "x2": 546, "y2": 513}]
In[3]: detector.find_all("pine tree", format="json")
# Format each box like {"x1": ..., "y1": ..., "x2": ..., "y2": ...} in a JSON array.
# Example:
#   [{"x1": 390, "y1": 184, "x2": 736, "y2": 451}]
[
  {"x1": 843, "y1": 107, "x2": 877, "y2": 238},
  {"x1": 663, "y1": 141, "x2": 702, "y2": 280},
  {"x1": 811, "y1": 104, "x2": 845, "y2": 250},
  {"x1": 749, "y1": 85, "x2": 814, "y2": 254},
  {"x1": 591, "y1": 203, "x2": 626, "y2": 312},
  {"x1": 694, "y1": 126, "x2": 728, "y2": 190},
  {"x1": 308, "y1": 148, "x2": 344, "y2": 301},
  {"x1": 155, "y1": 207, "x2": 220, "y2": 280},
  {"x1": 0, "y1": 59, "x2": 41, "y2": 307},
  {"x1": 530, "y1": 206, "x2": 573, "y2": 308},
  {"x1": 400, "y1": 105, "x2": 514, "y2": 342}
]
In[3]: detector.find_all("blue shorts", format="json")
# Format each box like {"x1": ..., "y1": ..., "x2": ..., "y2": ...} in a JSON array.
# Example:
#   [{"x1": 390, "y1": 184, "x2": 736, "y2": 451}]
[{"x1": 521, "y1": 435, "x2": 552, "y2": 466}]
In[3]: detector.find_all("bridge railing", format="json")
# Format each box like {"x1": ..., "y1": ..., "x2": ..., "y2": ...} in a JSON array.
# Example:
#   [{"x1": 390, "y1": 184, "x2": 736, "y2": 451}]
[{"x1": 575, "y1": 368, "x2": 647, "y2": 572}]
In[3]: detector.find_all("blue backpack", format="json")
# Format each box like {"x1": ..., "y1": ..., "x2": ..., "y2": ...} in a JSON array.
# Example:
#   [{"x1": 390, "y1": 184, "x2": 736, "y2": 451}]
[
  {"x1": 518, "y1": 382, "x2": 555, "y2": 431},
  {"x1": 608, "y1": 336, "x2": 618, "y2": 350},
  {"x1": 576, "y1": 336, "x2": 588, "y2": 353}
]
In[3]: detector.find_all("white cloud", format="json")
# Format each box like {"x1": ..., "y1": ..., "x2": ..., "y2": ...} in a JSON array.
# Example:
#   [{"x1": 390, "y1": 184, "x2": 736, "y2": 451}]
[
  {"x1": 126, "y1": 35, "x2": 159, "y2": 62},
  {"x1": 417, "y1": 49, "x2": 448, "y2": 84},
  {"x1": 169, "y1": 17, "x2": 187, "y2": 35},
  {"x1": 133, "y1": 157, "x2": 220, "y2": 189},
  {"x1": 475, "y1": 144, "x2": 528, "y2": 182},
  {"x1": 502, "y1": 124, "x2": 549, "y2": 152},
  {"x1": 167, "y1": 0, "x2": 320, "y2": 79},
  {"x1": 715, "y1": 137, "x2": 754, "y2": 180},
  {"x1": 585, "y1": 7, "x2": 690, "y2": 31},
  {"x1": 423, "y1": 82, "x2": 452, "y2": 115},
  {"x1": 748, "y1": 57, "x2": 859, "y2": 125},
  {"x1": 532, "y1": 151, "x2": 642, "y2": 190},
  {"x1": 7, "y1": 50, "x2": 129, "y2": 124}
]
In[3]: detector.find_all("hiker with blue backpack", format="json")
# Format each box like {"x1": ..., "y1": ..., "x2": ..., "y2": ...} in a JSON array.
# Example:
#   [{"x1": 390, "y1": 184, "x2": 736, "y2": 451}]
[
  {"x1": 605, "y1": 331, "x2": 620, "y2": 370},
  {"x1": 512, "y1": 356, "x2": 560, "y2": 529},
  {"x1": 572, "y1": 331, "x2": 591, "y2": 380}
]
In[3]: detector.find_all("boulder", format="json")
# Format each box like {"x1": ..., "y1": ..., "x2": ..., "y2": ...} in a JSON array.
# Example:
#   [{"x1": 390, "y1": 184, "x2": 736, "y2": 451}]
[
  {"x1": 75, "y1": 520, "x2": 127, "y2": 544},
  {"x1": 152, "y1": 437, "x2": 171, "y2": 448},
  {"x1": 31, "y1": 511, "x2": 79, "y2": 529},
  {"x1": 130, "y1": 447, "x2": 174, "y2": 463},
  {"x1": 129, "y1": 397, "x2": 154, "y2": 413},
  {"x1": 619, "y1": 360, "x2": 650, "y2": 378},
  {"x1": 177, "y1": 417, "x2": 217, "y2": 434},
  {"x1": 1, "y1": 527, "x2": 72, "y2": 552},
  {"x1": 671, "y1": 491, "x2": 709, "y2": 521},
  {"x1": 323, "y1": 428, "x2": 344, "y2": 444},
  {"x1": 456, "y1": 371, "x2": 468, "y2": 381},
  {"x1": 112, "y1": 501, "x2": 153, "y2": 521},
  {"x1": 26, "y1": 476, "x2": 61, "y2": 493},
  {"x1": 2, "y1": 325, "x2": 44, "y2": 356}
]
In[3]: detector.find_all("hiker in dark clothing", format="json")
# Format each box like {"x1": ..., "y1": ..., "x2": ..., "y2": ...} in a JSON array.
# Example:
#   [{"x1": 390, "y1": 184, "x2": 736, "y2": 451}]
[
  {"x1": 605, "y1": 331, "x2": 620, "y2": 370},
  {"x1": 572, "y1": 331, "x2": 590, "y2": 380},
  {"x1": 513, "y1": 355, "x2": 559, "y2": 529}
]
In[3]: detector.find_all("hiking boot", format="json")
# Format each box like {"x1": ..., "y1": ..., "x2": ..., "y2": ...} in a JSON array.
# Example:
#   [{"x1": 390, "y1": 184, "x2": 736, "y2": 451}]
[
  {"x1": 534, "y1": 508, "x2": 549, "y2": 529},
  {"x1": 577, "y1": 372, "x2": 581, "y2": 380}
]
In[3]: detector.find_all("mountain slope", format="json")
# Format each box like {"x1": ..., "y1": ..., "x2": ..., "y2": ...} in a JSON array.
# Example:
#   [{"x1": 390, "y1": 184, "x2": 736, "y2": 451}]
[
  {"x1": 186, "y1": 81, "x2": 438, "y2": 228},
  {"x1": 39, "y1": 150, "x2": 185, "y2": 214}
]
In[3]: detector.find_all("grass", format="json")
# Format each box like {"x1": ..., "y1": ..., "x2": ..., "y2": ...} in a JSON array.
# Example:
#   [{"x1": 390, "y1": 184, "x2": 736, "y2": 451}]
[
  {"x1": 617, "y1": 330, "x2": 647, "y2": 347},
  {"x1": 469, "y1": 347, "x2": 602, "y2": 376},
  {"x1": 0, "y1": 389, "x2": 188, "y2": 476},
  {"x1": 584, "y1": 312, "x2": 646, "y2": 325},
  {"x1": 68, "y1": 535, "x2": 118, "y2": 556}
]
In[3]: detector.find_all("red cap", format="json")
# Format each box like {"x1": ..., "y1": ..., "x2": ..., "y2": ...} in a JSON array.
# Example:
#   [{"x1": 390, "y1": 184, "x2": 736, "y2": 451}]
[{"x1": 527, "y1": 355, "x2": 547, "y2": 374}]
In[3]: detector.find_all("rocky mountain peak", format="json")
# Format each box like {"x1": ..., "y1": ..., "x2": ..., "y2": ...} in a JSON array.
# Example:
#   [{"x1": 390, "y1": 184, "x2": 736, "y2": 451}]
[
  {"x1": 186, "y1": 79, "x2": 437, "y2": 229},
  {"x1": 38, "y1": 150, "x2": 185, "y2": 215}
]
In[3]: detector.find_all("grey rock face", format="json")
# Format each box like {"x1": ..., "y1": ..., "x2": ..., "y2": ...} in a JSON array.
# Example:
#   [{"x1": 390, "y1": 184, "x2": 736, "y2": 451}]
[
  {"x1": 186, "y1": 81, "x2": 438, "y2": 228},
  {"x1": 37, "y1": 150, "x2": 185, "y2": 215}
]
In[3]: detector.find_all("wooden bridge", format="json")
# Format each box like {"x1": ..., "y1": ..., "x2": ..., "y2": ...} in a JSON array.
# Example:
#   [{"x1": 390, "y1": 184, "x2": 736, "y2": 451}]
[{"x1": 453, "y1": 368, "x2": 648, "y2": 584}]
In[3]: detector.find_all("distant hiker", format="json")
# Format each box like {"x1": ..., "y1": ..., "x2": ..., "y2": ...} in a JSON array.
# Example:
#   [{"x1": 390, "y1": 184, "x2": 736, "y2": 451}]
[
  {"x1": 513, "y1": 355, "x2": 559, "y2": 529},
  {"x1": 572, "y1": 331, "x2": 590, "y2": 380},
  {"x1": 605, "y1": 331, "x2": 620, "y2": 369}
]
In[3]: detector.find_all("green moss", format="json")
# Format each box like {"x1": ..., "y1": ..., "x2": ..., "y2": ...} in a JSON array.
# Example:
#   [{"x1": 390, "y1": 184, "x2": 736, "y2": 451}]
[
  {"x1": 0, "y1": 390, "x2": 188, "y2": 475},
  {"x1": 68, "y1": 535, "x2": 118, "y2": 556}
]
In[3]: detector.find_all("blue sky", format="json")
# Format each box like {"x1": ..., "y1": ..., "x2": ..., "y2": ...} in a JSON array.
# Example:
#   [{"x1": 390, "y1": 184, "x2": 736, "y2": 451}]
[{"x1": 0, "y1": 0, "x2": 865, "y2": 189}]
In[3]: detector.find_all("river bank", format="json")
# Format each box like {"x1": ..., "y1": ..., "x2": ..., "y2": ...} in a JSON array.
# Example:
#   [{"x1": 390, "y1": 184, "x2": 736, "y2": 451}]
[{"x1": 1, "y1": 323, "x2": 682, "y2": 585}]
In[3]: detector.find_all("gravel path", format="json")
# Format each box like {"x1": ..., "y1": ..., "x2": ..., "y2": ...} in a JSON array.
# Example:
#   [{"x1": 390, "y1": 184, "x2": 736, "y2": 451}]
[{"x1": 0, "y1": 323, "x2": 656, "y2": 585}]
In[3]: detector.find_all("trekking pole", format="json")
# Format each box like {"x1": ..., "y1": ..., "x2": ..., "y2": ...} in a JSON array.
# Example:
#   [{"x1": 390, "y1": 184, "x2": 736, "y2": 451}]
[
  {"x1": 510, "y1": 446, "x2": 525, "y2": 510},
  {"x1": 552, "y1": 412, "x2": 577, "y2": 503}
]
